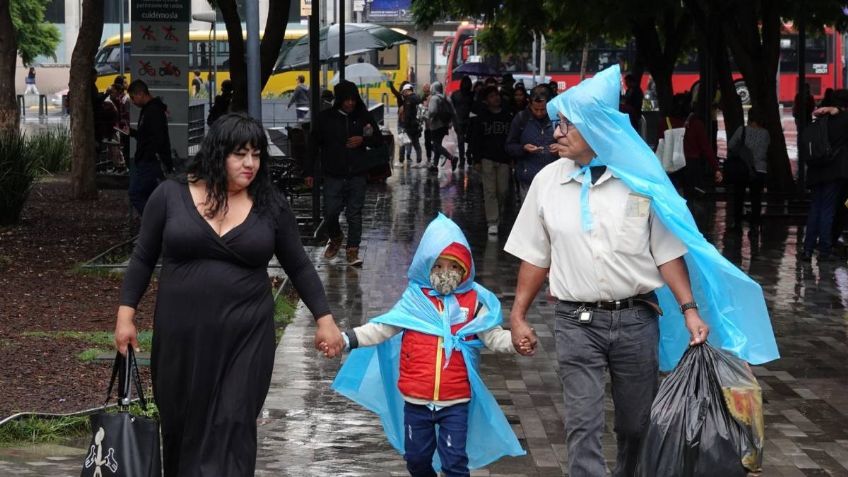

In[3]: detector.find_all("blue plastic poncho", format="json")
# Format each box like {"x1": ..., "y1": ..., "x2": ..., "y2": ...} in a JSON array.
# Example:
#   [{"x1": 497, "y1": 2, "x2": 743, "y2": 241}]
[
  {"x1": 332, "y1": 213, "x2": 525, "y2": 469},
  {"x1": 547, "y1": 65, "x2": 779, "y2": 371}
]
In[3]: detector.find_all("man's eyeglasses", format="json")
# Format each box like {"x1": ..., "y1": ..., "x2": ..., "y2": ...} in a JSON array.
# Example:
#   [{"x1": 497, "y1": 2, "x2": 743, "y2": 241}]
[{"x1": 553, "y1": 117, "x2": 574, "y2": 135}]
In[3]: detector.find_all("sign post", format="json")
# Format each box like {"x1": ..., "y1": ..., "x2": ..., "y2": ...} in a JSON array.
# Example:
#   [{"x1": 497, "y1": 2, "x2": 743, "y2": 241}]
[{"x1": 131, "y1": 0, "x2": 190, "y2": 169}]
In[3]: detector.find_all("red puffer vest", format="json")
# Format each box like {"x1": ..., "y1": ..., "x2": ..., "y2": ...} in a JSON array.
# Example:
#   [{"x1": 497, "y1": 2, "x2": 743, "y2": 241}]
[{"x1": 397, "y1": 289, "x2": 478, "y2": 401}]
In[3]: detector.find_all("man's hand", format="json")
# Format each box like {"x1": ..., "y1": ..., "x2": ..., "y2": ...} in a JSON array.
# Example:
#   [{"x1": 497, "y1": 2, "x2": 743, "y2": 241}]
[
  {"x1": 314, "y1": 315, "x2": 344, "y2": 358},
  {"x1": 714, "y1": 170, "x2": 723, "y2": 184},
  {"x1": 523, "y1": 144, "x2": 540, "y2": 153},
  {"x1": 346, "y1": 136, "x2": 364, "y2": 148},
  {"x1": 684, "y1": 310, "x2": 710, "y2": 345},
  {"x1": 304, "y1": 176, "x2": 314, "y2": 188},
  {"x1": 510, "y1": 317, "x2": 538, "y2": 356},
  {"x1": 813, "y1": 106, "x2": 841, "y2": 116}
]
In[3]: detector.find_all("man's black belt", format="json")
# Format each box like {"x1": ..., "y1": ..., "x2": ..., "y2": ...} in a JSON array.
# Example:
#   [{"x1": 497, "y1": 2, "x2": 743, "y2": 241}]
[{"x1": 559, "y1": 292, "x2": 661, "y2": 314}]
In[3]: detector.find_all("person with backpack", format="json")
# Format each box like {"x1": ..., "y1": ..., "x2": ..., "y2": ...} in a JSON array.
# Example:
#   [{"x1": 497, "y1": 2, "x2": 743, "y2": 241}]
[
  {"x1": 726, "y1": 108, "x2": 770, "y2": 230},
  {"x1": 207, "y1": 80, "x2": 233, "y2": 126},
  {"x1": 398, "y1": 83, "x2": 423, "y2": 164},
  {"x1": 505, "y1": 86, "x2": 557, "y2": 203},
  {"x1": 427, "y1": 82, "x2": 457, "y2": 171},
  {"x1": 801, "y1": 90, "x2": 848, "y2": 262}
]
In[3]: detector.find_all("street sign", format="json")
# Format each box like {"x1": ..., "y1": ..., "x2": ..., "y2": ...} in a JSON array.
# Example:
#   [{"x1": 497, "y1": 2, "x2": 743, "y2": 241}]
[{"x1": 301, "y1": 0, "x2": 312, "y2": 16}]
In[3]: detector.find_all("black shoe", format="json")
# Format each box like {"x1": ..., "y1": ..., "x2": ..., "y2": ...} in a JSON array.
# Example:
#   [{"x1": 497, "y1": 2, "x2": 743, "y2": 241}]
[
  {"x1": 800, "y1": 251, "x2": 813, "y2": 262},
  {"x1": 819, "y1": 253, "x2": 837, "y2": 262},
  {"x1": 428, "y1": 165, "x2": 438, "y2": 172},
  {"x1": 416, "y1": 155, "x2": 422, "y2": 164},
  {"x1": 451, "y1": 156, "x2": 458, "y2": 171}
]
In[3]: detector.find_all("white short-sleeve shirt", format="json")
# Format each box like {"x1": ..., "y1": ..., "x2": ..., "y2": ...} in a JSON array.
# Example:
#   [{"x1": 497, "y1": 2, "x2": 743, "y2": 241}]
[{"x1": 504, "y1": 158, "x2": 687, "y2": 302}]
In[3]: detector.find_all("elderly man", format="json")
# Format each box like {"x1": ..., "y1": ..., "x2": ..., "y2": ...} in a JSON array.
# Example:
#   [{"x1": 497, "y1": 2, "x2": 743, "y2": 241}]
[{"x1": 504, "y1": 65, "x2": 778, "y2": 476}]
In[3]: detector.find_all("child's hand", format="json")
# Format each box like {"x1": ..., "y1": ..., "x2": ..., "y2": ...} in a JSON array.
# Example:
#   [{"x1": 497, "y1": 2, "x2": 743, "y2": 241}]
[
  {"x1": 317, "y1": 341, "x2": 335, "y2": 358},
  {"x1": 516, "y1": 337, "x2": 536, "y2": 356}
]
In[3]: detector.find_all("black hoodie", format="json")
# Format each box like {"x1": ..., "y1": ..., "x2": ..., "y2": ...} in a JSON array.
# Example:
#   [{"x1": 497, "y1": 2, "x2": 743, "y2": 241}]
[
  {"x1": 132, "y1": 96, "x2": 173, "y2": 172},
  {"x1": 308, "y1": 80, "x2": 381, "y2": 177}
]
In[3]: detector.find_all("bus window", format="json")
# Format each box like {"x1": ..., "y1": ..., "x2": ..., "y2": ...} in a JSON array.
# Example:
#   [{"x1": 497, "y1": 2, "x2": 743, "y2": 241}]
[
  {"x1": 95, "y1": 45, "x2": 130, "y2": 74},
  {"x1": 377, "y1": 46, "x2": 399, "y2": 69},
  {"x1": 780, "y1": 34, "x2": 830, "y2": 73}
]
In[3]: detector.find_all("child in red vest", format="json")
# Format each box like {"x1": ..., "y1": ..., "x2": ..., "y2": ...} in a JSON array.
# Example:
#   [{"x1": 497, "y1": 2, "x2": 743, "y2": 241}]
[{"x1": 334, "y1": 239, "x2": 532, "y2": 477}]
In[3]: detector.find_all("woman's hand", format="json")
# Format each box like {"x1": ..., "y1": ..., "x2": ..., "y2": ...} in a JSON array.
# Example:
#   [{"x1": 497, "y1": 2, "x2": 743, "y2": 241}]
[
  {"x1": 714, "y1": 169, "x2": 723, "y2": 184},
  {"x1": 314, "y1": 315, "x2": 344, "y2": 358},
  {"x1": 114, "y1": 305, "x2": 140, "y2": 356}
]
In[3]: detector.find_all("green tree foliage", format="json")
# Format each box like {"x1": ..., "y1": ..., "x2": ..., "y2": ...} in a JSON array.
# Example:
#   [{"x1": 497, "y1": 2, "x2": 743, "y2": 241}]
[{"x1": 10, "y1": 0, "x2": 60, "y2": 65}]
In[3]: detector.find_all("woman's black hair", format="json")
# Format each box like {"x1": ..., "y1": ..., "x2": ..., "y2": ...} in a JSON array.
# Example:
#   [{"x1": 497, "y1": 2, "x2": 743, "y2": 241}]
[{"x1": 185, "y1": 112, "x2": 280, "y2": 219}]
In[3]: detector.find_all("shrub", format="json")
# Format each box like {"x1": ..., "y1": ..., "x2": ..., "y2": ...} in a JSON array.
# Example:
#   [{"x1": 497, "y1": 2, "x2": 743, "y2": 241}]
[
  {"x1": 0, "y1": 131, "x2": 39, "y2": 225},
  {"x1": 29, "y1": 126, "x2": 71, "y2": 174}
]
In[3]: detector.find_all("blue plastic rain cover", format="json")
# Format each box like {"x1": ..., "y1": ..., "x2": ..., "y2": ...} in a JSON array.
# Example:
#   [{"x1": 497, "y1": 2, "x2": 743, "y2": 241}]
[
  {"x1": 332, "y1": 213, "x2": 525, "y2": 469},
  {"x1": 546, "y1": 65, "x2": 779, "y2": 370}
]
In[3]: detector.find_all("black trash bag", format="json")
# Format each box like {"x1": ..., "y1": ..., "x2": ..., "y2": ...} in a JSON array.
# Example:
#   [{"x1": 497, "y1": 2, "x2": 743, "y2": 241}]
[{"x1": 636, "y1": 344, "x2": 764, "y2": 476}]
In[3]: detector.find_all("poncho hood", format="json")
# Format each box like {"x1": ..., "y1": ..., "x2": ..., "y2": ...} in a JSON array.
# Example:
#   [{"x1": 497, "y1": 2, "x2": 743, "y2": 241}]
[{"x1": 547, "y1": 65, "x2": 779, "y2": 370}]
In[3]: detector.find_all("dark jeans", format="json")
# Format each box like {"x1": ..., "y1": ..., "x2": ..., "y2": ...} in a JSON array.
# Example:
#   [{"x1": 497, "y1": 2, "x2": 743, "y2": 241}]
[
  {"x1": 454, "y1": 123, "x2": 467, "y2": 162},
  {"x1": 403, "y1": 402, "x2": 470, "y2": 477},
  {"x1": 554, "y1": 302, "x2": 659, "y2": 477},
  {"x1": 424, "y1": 128, "x2": 433, "y2": 161},
  {"x1": 732, "y1": 172, "x2": 766, "y2": 224},
  {"x1": 804, "y1": 180, "x2": 843, "y2": 255},
  {"x1": 431, "y1": 127, "x2": 452, "y2": 163},
  {"x1": 323, "y1": 174, "x2": 367, "y2": 248},
  {"x1": 129, "y1": 160, "x2": 164, "y2": 215},
  {"x1": 402, "y1": 129, "x2": 422, "y2": 162}
]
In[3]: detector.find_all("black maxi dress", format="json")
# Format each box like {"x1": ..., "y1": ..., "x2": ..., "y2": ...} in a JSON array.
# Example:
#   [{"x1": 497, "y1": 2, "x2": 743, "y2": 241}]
[{"x1": 120, "y1": 179, "x2": 331, "y2": 476}]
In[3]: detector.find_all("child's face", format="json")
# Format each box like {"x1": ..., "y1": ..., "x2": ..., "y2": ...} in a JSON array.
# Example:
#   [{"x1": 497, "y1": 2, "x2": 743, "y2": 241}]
[{"x1": 430, "y1": 257, "x2": 465, "y2": 295}]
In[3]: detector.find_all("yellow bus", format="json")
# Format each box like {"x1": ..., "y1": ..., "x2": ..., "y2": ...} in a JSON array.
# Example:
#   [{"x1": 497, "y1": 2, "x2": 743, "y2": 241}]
[{"x1": 95, "y1": 28, "x2": 412, "y2": 106}]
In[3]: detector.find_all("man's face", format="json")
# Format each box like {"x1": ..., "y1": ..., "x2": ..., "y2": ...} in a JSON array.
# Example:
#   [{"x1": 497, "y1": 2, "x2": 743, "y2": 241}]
[
  {"x1": 423, "y1": 84, "x2": 431, "y2": 95},
  {"x1": 529, "y1": 100, "x2": 546, "y2": 119},
  {"x1": 486, "y1": 91, "x2": 501, "y2": 109},
  {"x1": 129, "y1": 92, "x2": 147, "y2": 108},
  {"x1": 341, "y1": 98, "x2": 356, "y2": 114}
]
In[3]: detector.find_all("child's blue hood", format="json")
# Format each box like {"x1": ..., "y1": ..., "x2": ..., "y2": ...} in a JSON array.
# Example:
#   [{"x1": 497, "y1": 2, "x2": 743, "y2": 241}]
[
  {"x1": 407, "y1": 213, "x2": 475, "y2": 293},
  {"x1": 547, "y1": 65, "x2": 779, "y2": 370}
]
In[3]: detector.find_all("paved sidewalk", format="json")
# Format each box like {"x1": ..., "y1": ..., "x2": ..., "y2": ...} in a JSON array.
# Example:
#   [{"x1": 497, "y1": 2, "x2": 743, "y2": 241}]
[{"x1": 4, "y1": 158, "x2": 848, "y2": 476}]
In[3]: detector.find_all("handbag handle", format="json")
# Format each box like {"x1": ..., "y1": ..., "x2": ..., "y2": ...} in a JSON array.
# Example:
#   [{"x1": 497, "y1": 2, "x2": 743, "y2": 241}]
[{"x1": 105, "y1": 348, "x2": 149, "y2": 410}]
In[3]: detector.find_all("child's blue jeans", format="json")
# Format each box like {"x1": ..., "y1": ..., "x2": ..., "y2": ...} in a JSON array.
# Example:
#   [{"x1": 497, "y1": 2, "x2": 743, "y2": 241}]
[{"x1": 403, "y1": 401, "x2": 470, "y2": 477}]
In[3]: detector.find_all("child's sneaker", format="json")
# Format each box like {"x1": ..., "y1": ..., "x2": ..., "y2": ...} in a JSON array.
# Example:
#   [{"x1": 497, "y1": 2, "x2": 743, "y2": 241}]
[
  {"x1": 324, "y1": 235, "x2": 344, "y2": 259},
  {"x1": 346, "y1": 247, "x2": 363, "y2": 267}
]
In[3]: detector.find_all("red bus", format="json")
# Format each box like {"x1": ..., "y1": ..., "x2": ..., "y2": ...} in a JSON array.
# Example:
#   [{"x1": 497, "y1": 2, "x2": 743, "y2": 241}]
[{"x1": 442, "y1": 23, "x2": 845, "y2": 104}]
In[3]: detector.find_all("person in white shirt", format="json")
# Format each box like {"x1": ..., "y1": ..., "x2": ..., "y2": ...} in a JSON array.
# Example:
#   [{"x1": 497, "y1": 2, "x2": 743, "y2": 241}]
[{"x1": 505, "y1": 70, "x2": 710, "y2": 477}]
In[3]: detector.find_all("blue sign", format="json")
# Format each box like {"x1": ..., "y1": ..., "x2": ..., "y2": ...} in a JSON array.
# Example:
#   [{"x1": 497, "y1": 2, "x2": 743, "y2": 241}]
[{"x1": 369, "y1": 0, "x2": 411, "y2": 17}]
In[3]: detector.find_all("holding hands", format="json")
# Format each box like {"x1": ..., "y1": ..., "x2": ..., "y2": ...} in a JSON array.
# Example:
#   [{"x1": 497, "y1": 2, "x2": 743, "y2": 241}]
[
  {"x1": 314, "y1": 315, "x2": 345, "y2": 358},
  {"x1": 510, "y1": 318, "x2": 538, "y2": 356}
]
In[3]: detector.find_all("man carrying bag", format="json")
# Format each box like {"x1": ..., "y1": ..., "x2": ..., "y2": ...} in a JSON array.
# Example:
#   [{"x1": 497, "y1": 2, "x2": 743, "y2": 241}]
[{"x1": 81, "y1": 348, "x2": 161, "y2": 477}]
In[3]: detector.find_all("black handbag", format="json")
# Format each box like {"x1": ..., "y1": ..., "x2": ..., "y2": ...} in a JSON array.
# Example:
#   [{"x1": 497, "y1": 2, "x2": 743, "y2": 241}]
[
  {"x1": 80, "y1": 348, "x2": 162, "y2": 477},
  {"x1": 723, "y1": 126, "x2": 756, "y2": 185}
]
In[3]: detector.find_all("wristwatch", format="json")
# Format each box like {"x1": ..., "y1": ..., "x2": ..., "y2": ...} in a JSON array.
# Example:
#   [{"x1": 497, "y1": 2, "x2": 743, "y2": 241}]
[{"x1": 680, "y1": 301, "x2": 699, "y2": 314}]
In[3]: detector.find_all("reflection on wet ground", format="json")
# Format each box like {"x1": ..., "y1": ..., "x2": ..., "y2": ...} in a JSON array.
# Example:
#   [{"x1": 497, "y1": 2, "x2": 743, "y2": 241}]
[{"x1": 3, "y1": 158, "x2": 848, "y2": 476}]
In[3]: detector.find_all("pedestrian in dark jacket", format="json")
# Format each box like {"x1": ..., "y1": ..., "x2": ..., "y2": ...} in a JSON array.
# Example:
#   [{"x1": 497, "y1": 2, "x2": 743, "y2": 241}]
[
  {"x1": 306, "y1": 80, "x2": 381, "y2": 267},
  {"x1": 127, "y1": 79, "x2": 173, "y2": 215},
  {"x1": 207, "y1": 80, "x2": 233, "y2": 126},
  {"x1": 451, "y1": 76, "x2": 474, "y2": 168},
  {"x1": 427, "y1": 81, "x2": 456, "y2": 171},
  {"x1": 505, "y1": 87, "x2": 557, "y2": 202},
  {"x1": 803, "y1": 90, "x2": 848, "y2": 262},
  {"x1": 398, "y1": 83, "x2": 422, "y2": 163},
  {"x1": 472, "y1": 85, "x2": 514, "y2": 236},
  {"x1": 288, "y1": 75, "x2": 310, "y2": 120}
]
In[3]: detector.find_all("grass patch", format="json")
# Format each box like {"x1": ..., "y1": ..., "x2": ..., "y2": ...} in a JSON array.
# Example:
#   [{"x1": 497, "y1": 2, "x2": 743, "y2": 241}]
[
  {"x1": 274, "y1": 292, "x2": 298, "y2": 344},
  {"x1": 22, "y1": 331, "x2": 153, "y2": 363},
  {"x1": 0, "y1": 415, "x2": 89, "y2": 447}
]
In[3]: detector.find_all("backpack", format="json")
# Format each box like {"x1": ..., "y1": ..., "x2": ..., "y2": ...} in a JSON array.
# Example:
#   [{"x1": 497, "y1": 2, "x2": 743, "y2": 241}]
[
  {"x1": 435, "y1": 95, "x2": 453, "y2": 123},
  {"x1": 800, "y1": 115, "x2": 837, "y2": 167}
]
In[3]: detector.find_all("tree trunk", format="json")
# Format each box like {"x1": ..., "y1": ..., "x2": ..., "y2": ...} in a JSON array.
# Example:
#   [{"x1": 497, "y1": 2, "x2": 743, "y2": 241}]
[
  {"x1": 722, "y1": 1, "x2": 793, "y2": 192},
  {"x1": 0, "y1": 0, "x2": 18, "y2": 135},
  {"x1": 219, "y1": 0, "x2": 291, "y2": 112},
  {"x1": 631, "y1": 13, "x2": 690, "y2": 118},
  {"x1": 715, "y1": 37, "x2": 743, "y2": 142},
  {"x1": 68, "y1": 0, "x2": 104, "y2": 200},
  {"x1": 579, "y1": 41, "x2": 589, "y2": 80}
]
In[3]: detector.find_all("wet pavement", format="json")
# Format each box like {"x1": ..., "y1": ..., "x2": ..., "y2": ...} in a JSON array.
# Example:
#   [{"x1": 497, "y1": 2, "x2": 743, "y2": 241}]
[{"x1": 3, "y1": 135, "x2": 848, "y2": 476}]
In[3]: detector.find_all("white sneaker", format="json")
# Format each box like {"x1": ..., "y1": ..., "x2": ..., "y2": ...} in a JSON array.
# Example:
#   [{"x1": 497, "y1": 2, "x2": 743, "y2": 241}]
[{"x1": 487, "y1": 224, "x2": 498, "y2": 235}]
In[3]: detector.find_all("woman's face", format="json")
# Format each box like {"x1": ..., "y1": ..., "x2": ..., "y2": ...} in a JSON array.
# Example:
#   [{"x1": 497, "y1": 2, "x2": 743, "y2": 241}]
[
  {"x1": 553, "y1": 112, "x2": 595, "y2": 163},
  {"x1": 226, "y1": 144, "x2": 260, "y2": 192}
]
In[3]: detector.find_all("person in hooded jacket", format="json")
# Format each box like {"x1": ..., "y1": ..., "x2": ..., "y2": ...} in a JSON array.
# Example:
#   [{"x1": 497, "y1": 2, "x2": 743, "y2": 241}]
[
  {"x1": 306, "y1": 80, "x2": 381, "y2": 267},
  {"x1": 473, "y1": 85, "x2": 514, "y2": 236},
  {"x1": 127, "y1": 79, "x2": 174, "y2": 215},
  {"x1": 329, "y1": 214, "x2": 529, "y2": 476}
]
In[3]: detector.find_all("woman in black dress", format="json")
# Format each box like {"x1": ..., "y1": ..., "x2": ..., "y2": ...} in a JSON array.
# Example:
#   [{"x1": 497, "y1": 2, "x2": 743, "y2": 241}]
[{"x1": 114, "y1": 113, "x2": 345, "y2": 476}]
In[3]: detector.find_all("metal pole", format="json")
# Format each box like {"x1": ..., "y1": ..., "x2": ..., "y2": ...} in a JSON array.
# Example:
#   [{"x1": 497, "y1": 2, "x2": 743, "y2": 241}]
[
  {"x1": 531, "y1": 31, "x2": 537, "y2": 87},
  {"x1": 540, "y1": 33, "x2": 547, "y2": 86},
  {"x1": 245, "y1": 0, "x2": 262, "y2": 119},
  {"x1": 119, "y1": 0, "x2": 125, "y2": 76},
  {"x1": 798, "y1": 15, "x2": 807, "y2": 191},
  {"x1": 309, "y1": 11, "x2": 321, "y2": 226},
  {"x1": 213, "y1": 21, "x2": 218, "y2": 97},
  {"x1": 339, "y1": 0, "x2": 345, "y2": 82},
  {"x1": 321, "y1": 0, "x2": 328, "y2": 90},
  {"x1": 209, "y1": 27, "x2": 214, "y2": 110}
]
